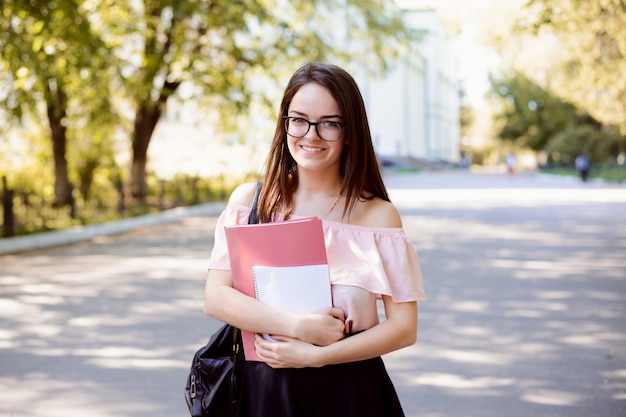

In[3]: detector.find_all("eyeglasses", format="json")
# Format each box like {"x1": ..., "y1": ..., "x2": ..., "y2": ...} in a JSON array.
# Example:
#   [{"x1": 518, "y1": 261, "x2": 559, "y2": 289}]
[{"x1": 283, "y1": 116, "x2": 345, "y2": 142}]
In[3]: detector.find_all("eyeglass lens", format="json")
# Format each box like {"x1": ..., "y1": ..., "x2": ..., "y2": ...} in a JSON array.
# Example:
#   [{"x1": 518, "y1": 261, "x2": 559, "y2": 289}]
[{"x1": 284, "y1": 118, "x2": 343, "y2": 142}]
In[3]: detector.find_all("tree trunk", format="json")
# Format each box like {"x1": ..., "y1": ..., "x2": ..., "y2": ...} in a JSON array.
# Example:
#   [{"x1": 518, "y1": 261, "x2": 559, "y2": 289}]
[
  {"x1": 78, "y1": 158, "x2": 98, "y2": 200},
  {"x1": 130, "y1": 104, "x2": 161, "y2": 200},
  {"x1": 46, "y1": 83, "x2": 74, "y2": 211},
  {"x1": 2, "y1": 176, "x2": 15, "y2": 237},
  {"x1": 130, "y1": 80, "x2": 180, "y2": 200}
]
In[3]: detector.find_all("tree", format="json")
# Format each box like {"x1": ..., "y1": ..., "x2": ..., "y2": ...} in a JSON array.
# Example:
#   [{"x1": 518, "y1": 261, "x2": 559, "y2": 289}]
[
  {"x1": 549, "y1": 124, "x2": 624, "y2": 164},
  {"x1": 88, "y1": 0, "x2": 418, "y2": 199},
  {"x1": 490, "y1": 71, "x2": 590, "y2": 151},
  {"x1": 2, "y1": 0, "x2": 419, "y2": 202},
  {"x1": 516, "y1": 0, "x2": 626, "y2": 136},
  {"x1": 0, "y1": 0, "x2": 113, "y2": 209},
  {"x1": 490, "y1": 70, "x2": 624, "y2": 164}
]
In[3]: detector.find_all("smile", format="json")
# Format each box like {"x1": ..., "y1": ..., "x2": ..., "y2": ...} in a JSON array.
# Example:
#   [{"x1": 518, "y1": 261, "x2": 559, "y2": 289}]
[{"x1": 300, "y1": 145, "x2": 325, "y2": 152}]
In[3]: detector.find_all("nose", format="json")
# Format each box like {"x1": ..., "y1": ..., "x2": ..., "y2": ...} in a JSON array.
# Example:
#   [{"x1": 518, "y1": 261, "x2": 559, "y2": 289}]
[{"x1": 305, "y1": 123, "x2": 323, "y2": 140}]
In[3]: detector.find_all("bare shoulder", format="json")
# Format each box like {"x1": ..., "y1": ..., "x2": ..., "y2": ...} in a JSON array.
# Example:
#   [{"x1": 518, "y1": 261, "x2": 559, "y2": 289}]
[
  {"x1": 354, "y1": 198, "x2": 402, "y2": 228},
  {"x1": 228, "y1": 182, "x2": 259, "y2": 207}
]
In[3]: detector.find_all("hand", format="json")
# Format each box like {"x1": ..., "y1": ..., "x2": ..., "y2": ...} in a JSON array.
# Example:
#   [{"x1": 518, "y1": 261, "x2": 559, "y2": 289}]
[
  {"x1": 294, "y1": 307, "x2": 345, "y2": 346},
  {"x1": 254, "y1": 334, "x2": 322, "y2": 368}
]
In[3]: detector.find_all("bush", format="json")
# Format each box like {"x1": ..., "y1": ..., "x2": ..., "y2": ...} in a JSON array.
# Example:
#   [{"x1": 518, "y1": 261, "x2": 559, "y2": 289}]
[
  {"x1": 1, "y1": 170, "x2": 256, "y2": 237},
  {"x1": 548, "y1": 125, "x2": 625, "y2": 164}
]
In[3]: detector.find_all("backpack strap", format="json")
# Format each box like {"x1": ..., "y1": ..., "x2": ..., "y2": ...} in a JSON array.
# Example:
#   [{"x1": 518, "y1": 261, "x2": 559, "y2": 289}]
[{"x1": 248, "y1": 181, "x2": 262, "y2": 225}]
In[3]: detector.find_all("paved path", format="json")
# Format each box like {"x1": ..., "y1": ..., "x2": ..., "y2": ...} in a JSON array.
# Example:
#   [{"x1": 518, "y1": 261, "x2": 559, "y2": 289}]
[{"x1": 1, "y1": 171, "x2": 625, "y2": 417}]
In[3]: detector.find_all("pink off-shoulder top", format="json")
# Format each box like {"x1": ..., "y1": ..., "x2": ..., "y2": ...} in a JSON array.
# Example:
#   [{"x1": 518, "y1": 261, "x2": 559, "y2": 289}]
[{"x1": 208, "y1": 204, "x2": 426, "y2": 333}]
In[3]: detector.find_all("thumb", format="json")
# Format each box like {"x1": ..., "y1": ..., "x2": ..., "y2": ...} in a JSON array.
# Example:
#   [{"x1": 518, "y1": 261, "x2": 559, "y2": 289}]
[{"x1": 328, "y1": 307, "x2": 346, "y2": 321}]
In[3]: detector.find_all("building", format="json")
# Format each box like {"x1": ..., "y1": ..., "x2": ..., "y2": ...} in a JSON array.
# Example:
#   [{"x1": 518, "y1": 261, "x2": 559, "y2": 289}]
[{"x1": 362, "y1": 3, "x2": 461, "y2": 164}]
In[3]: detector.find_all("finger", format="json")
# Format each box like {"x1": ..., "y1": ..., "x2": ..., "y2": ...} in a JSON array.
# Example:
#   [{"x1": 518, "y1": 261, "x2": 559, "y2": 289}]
[
  {"x1": 328, "y1": 307, "x2": 346, "y2": 321},
  {"x1": 255, "y1": 333, "x2": 276, "y2": 349},
  {"x1": 270, "y1": 334, "x2": 291, "y2": 343},
  {"x1": 254, "y1": 337, "x2": 274, "y2": 363},
  {"x1": 254, "y1": 334, "x2": 271, "y2": 352},
  {"x1": 269, "y1": 334, "x2": 295, "y2": 342}
]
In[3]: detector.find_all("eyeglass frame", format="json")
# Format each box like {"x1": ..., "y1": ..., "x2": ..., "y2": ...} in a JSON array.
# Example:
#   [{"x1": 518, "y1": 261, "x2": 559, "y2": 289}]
[{"x1": 282, "y1": 116, "x2": 345, "y2": 142}]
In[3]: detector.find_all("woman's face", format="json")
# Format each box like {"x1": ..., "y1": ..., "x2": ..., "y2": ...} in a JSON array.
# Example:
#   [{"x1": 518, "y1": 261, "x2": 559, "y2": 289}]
[{"x1": 285, "y1": 82, "x2": 345, "y2": 175}]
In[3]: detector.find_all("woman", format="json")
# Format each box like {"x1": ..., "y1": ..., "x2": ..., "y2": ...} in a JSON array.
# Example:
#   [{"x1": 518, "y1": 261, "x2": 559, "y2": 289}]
[{"x1": 204, "y1": 62, "x2": 425, "y2": 417}]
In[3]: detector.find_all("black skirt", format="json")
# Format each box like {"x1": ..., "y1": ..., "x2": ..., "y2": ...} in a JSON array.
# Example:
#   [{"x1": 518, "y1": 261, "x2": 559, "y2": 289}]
[{"x1": 235, "y1": 351, "x2": 406, "y2": 417}]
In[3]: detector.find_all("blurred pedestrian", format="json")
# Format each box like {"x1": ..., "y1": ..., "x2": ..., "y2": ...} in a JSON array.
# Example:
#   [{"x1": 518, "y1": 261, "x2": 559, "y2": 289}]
[
  {"x1": 575, "y1": 154, "x2": 590, "y2": 182},
  {"x1": 506, "y1": 153, "x2": 516, "y2": 174}
]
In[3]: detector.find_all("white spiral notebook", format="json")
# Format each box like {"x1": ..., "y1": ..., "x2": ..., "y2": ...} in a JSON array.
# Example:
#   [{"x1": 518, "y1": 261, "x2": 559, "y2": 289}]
[{"x1": 252, "y1": 264, "x2": 332, "y2": 341}]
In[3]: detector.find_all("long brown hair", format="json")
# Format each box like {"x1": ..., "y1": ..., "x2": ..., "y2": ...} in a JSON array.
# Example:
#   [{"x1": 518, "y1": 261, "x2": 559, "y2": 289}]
[{"x1": 257, "y1": 62, "x2": 389, "y2": 223}]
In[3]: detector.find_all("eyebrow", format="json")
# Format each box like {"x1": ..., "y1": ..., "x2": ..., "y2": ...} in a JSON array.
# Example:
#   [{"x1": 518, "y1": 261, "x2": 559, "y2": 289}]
[{"x1": 289, "y1": 110, "x2": 343, "y2": 120}]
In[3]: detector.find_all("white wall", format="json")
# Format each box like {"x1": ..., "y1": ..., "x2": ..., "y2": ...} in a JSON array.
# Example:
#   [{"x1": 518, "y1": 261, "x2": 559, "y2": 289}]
[
  {"x1": 362, "y1": 52, "x2": 427, "y2": 158},
  {"x1": 363, "y1": 7, "x2": 461, "y2": 163}
]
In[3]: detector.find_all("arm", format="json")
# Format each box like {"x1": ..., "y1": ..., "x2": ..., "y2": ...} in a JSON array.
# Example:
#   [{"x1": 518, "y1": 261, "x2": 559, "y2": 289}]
[
  {"x1": 254, "y1": 197, "x2": 420, "y2": 367},
  {"x1": 203, "y1": 182, "x2": 345, "y2": 346},
  {"x1": 318, "y1": 296, "x2": 417, "y2": 365},
  {"x1": 204, "y1": 269, "x2": 345, "y2": 346},
  {"x1": 254, "y1": 296, "x2": 417, "y2": 368}
]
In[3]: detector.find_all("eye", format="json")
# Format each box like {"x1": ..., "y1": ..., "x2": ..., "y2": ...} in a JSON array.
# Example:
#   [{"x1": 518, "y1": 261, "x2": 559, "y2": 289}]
[
  {"x1": 321, "y1": 121, "x2": 341, "y2": 128},
  {"x1": 291, "y1": 117, "x2": 308, "y2": 125}
]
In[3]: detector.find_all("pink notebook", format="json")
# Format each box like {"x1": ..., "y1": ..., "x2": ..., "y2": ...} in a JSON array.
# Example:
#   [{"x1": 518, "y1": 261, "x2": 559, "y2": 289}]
[{"x1": 224, "y1": 217, "x2": 329, "y2": 361}]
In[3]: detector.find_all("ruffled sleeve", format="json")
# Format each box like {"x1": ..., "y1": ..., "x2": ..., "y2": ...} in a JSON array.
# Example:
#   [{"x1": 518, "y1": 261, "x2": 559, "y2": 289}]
[
  {"x1": 323, "y1": 222, "x2": 426, "y2": 303},
  {"x1": 208, "y1": 204, "x2": 251, "y2": 270}
]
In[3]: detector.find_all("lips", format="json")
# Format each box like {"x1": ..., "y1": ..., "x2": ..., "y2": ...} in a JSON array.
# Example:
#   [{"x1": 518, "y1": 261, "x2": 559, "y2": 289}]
[{"x1": 300, "y1": 144, "x2": 325, "y2": 152}]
